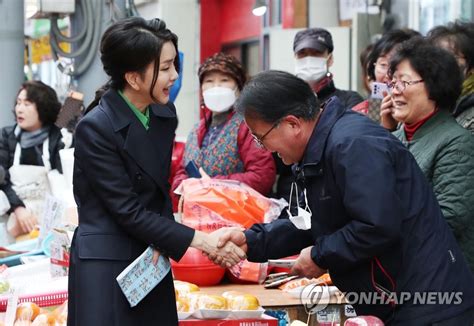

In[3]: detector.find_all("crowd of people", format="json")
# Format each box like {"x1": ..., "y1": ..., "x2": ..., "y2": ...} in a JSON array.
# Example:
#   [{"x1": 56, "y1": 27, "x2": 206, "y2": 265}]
[{"x1": 1, "y1": 15, "x2": 473, "y2": 326}]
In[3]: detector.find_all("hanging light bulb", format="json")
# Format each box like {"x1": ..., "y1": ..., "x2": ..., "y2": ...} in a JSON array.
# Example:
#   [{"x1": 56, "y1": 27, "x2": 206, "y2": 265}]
[{"x1": 252, "y1": 0, "x2": 267, "y2": 16}]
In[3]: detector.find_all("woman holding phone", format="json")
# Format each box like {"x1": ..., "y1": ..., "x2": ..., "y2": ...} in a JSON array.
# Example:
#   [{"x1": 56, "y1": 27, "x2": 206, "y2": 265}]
[{"x1": 380, "y1": 37, "x2": 474, "y2": 271}]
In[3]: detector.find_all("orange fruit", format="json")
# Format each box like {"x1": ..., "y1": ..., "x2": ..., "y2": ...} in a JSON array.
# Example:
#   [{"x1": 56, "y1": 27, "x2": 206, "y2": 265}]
[{"x1": 16, "y1": 302, "x2": 40, "y2": 321}]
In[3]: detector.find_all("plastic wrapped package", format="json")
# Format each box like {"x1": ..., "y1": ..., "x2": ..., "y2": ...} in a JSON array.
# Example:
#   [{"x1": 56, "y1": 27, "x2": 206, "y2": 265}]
[
  {"x1": 177, "y1": 178, "x2": 286, "y2": 283},
  {"x1": 177, "y1": 179, "x2": 286, "y2": 231}
]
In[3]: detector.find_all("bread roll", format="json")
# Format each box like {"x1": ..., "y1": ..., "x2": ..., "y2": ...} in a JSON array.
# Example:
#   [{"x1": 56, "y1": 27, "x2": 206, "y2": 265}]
[
  {"x1": 176, "y1": 297, "x2": 190, "y2": 312},
  {"x1": 174, "y1": 281, "x2": 200, "y2": 298},
  {"x1": 222, "y1": 290, "x2": 243, "y2": 300},
  {"x1": 195, "y1": 294, "x2": 227, "y2": 310},
  {"x1": 227, "y1": 294, "x2": 260, "y2": 310}
]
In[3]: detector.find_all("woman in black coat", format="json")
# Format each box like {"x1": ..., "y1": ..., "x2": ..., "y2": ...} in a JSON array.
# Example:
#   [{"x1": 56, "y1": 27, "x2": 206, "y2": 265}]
[{"x1": 67, "y1": 17, "x2": 245, "y2": 326}]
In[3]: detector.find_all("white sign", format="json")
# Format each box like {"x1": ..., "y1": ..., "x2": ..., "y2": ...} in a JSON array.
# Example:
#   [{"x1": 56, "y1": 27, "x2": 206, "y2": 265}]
[{"x1": 39, "y1": 195, "x2": 64, "y2": 246}]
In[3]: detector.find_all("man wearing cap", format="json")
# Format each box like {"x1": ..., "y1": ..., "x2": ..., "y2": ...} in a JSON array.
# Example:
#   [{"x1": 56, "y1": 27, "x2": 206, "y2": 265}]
[
  {"x1": 294, "y1": 28, "x2": 363, "y2": 108},
  {"x1": 273, "y1": 28, "x2": 365, "y2": 202}
]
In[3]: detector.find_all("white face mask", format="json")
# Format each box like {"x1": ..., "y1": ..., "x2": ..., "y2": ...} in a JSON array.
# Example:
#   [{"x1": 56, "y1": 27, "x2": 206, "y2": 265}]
[
  {"x1": 295, "y1": 56, "x2": 328, "y2": 82},
  {"x1": 287, "y1": 182, "x2": 312, "y2": 230},
  {"x1": 202, "y1": 86, "x2": 237, "y2": 113}
]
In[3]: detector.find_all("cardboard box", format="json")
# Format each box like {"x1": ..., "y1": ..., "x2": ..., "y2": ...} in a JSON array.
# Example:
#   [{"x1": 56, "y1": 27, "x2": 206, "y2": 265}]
[
  {"x1": 179, "y1": 314, "x2": 278, "y2": 326},
  {"x1": 49, "y1": 225, "x2": 75, "y2": 277}
]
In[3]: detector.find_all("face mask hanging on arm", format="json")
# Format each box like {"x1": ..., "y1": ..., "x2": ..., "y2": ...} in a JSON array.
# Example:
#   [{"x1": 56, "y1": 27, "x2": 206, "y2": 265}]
[
  {"x1": 295, "y1": 56, "x2": 328, "y2": 82},
  {"x1": 202, "y1": 86, "x2": 237, "y2": 113},
  {"x1": 287, "y1": 182, "x2": 312, "y2": 230}
]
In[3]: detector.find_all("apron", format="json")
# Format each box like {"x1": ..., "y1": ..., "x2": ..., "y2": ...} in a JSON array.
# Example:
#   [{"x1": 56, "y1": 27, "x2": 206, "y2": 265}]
[{"x1": 9, "y1": 138, "x2": 52, "y2": 221}]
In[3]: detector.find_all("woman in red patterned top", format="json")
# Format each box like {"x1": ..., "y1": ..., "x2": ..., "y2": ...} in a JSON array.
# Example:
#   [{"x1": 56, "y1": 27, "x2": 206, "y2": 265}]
[{"x1": 171, "y1": 53, "x2": 276, "y2": 199}]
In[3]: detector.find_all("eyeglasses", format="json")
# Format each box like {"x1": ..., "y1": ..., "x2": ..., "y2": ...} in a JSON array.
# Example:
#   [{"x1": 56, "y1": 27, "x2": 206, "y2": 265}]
[
  {"x1": 251, "y1": 120, "x2": 280, "y2": 149},
  {"x1": 374, "y1": 61, "x2": 389, "y2": 73},
  {"x1": 386, "y1": 79, "x2": 423, "y2": 93}
]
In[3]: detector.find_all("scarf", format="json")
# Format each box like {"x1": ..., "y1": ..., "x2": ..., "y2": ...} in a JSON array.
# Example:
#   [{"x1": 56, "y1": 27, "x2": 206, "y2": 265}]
[
  {"x1": 14, "y1": 125, "x2": 50, "y2": 149},
  {"x1": 461, "y1": 73, "x2": 474, "y2": 98}
]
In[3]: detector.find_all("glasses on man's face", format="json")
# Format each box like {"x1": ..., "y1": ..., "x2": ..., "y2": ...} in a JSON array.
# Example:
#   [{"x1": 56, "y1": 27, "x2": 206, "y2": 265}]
[
  {"x1": 386, "y1": 79, "x2": 423, "y2": 94},
  {"x1": 251, "y1": 120, "x2": 280, "y2": 149}
]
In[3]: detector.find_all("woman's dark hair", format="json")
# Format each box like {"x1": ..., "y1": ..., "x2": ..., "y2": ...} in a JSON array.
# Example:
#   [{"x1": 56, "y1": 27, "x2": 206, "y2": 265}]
[
  {"x1": 16, "y1": 80, "x2": 61, "y2": 126},
  {"x1": 360, "y1": 43, "x2": 374, "y2": 93},
  {"x1": 235, "y1": 70, "x2": 320, "y2": 123},
  {"x1": 388, "y1": 37, "x2": 462, "y2": 111},
  {"x1": 85, "y1": 83, "x2": 110, "y2": 114},
  {"x1": 367, "y1": 29, "x2": 421, "y2": 81},
  {"x1": 90, "y1": 17, "x2": 179, "y2": 109},
  {"x1": 427, "y1": 20, "x2": 474, "y2": 73}
]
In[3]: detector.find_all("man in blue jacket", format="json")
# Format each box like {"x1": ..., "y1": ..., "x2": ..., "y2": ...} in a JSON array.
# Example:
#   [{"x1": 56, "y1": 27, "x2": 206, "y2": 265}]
[{"x1": 214, "y1": 71, "x2": 474, "y2": 325}]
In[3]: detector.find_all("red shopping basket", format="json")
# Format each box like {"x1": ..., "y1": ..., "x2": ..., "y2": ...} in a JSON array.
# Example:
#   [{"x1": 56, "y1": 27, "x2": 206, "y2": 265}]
[{"x1": 0, "y1": 289, "x2": 68, "y2": 312}]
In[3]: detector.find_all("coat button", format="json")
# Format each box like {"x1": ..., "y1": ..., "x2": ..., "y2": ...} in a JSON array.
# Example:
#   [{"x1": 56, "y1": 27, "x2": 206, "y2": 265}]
[{"x1": 136, "y1": 172, "x2": 142, "y2": 180}]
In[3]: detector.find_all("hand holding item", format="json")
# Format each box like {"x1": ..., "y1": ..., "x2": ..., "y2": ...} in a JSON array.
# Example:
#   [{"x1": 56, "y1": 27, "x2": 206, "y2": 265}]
[
  {"x1": 8, "y1": 206, "x2": 38, "y2": 237},
  {"x1": 198, "y1": 167, "x2": 210, "y2": 180},
  {"x1": 152, "y1": 248, "x2": 160, "y2": 266},
  {"x1": 191, "y1": 230, "x2": 246, "y2": 268},
  {"x1": 291, "y1": 246, "x2": 326, "y2": 279},
  {"x1": 380, "y1": 92, "x2": 398, "y2": 131}
]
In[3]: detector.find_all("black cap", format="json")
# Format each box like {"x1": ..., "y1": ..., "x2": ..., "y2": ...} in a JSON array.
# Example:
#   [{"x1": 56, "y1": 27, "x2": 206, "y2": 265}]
[{"x1": 293, "y1": 28, "x2": 334, "y2": 54}]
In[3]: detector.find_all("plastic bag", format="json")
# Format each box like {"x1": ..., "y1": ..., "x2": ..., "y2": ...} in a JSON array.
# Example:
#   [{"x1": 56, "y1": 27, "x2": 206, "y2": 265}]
[
  {"x1": 177, "y1": 178, "x2": 286, "y2": 231},
  {"x1": 177, "y1": 178, "x2": 287, "y2": 283}
]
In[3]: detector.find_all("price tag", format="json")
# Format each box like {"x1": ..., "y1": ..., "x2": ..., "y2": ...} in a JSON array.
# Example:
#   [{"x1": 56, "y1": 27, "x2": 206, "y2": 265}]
[
  {"x1": 345, "y1": 304, "x2": 357, "y2": 317},
  {"x1": 4, "y1": 288, "x2": 18, "y2": 326}
]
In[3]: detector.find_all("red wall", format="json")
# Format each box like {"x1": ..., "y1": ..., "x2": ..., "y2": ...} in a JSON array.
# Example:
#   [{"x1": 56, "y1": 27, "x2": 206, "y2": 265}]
[
  {"x1": 200, "y1": 0, "x2": 262, "y2": 62},
  {"x1": 200, "y1": 0, "x2": 222, "y2": 62},
  {"x1": 220, "y1": 0, "x2": 261, "y2": 44},
  {"x1": 282, "y1": 0, "x2": 295, "y2": 28}
]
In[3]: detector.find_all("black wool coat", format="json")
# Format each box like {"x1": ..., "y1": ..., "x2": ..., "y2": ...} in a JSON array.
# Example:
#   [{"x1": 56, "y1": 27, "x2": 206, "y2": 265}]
[{"x1": 67, "y1": 90, "x2": 195, "y2": 326}]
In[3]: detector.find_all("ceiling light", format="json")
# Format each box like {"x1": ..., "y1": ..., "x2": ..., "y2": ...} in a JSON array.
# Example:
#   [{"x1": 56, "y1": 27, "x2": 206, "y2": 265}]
[{"x1": 252, "y1": 0, "x2": 267, "y2": 16}]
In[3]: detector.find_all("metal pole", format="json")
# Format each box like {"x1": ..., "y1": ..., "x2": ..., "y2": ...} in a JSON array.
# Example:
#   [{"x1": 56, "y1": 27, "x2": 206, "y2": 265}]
[
  {"x1": 0, "y1": 0, "x2": 25, "y2": 127},
  {"x1": 72, "y1": 0, "x2": 126, "y2": 107}
]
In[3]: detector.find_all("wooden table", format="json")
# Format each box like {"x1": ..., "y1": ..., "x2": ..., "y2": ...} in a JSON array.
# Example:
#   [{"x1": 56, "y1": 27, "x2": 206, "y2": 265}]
[{"x1": 202, "y1": 284, "x2": 350, "y2": 325}]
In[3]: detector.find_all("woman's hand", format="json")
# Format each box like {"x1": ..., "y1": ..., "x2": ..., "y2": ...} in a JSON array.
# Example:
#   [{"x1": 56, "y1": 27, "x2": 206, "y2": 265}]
[
  {"x1": 380, "y1": 92, "x2": 398, "y2": 131},
  {"x1": 12, "y1": 206, "x2": 38, "y2": 235},
  {"x1": 199, "y1": 168, "x2": 210, "y2": 180},
  {"x1": 152, "y1": 248, "x2": 160, "y2": 266},
  {"x1": 190, "y1": 230, "x2": 246, "y2": 268}
]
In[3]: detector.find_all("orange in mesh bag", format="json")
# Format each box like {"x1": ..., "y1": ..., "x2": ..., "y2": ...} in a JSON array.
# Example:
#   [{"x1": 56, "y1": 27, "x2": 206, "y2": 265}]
[{"x1": 176, "y1": 178, "x2": 286, "y2": 283}]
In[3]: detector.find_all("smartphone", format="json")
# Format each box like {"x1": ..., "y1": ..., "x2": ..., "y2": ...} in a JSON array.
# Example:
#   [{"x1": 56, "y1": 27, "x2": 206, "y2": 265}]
[
  {"x1": 371, "y1": 82, "x2": 389, "y2": 100},
  {"x1": 185, "y1": 161, "x2": 201, "y2": 178}
]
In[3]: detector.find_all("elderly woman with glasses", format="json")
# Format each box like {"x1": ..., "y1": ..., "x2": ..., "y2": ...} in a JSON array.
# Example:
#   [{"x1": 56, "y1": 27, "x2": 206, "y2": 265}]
[
  {"x1": 172, "y1": 53, "x2": 275, "y2": 197},
  {"x1": 381, "y1": 37, "x2": 474, "y2": 271},
  {"x1": 352, "y1": 29, "x2": 420, "y2": 121}
]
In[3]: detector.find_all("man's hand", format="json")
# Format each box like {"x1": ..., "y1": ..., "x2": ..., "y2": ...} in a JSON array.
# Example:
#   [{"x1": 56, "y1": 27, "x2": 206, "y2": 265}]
[
  {"x1": 190, "y1": 230, "x2": 246, "y2": 268},
  {"x1": 215, "y1": 227, "x2": 247, "y2": 250},
  {"x1": 206, "y1": 227, "x2": 247, "y2": 267},
  {"x1": 291, "y1": 246, "x2": 326, "y2": 279}
]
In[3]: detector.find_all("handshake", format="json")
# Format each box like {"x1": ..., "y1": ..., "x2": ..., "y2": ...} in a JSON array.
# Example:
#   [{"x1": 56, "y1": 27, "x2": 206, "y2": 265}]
[{"x1": 190, "y1": 227, "x2": 248, "y2": 268}]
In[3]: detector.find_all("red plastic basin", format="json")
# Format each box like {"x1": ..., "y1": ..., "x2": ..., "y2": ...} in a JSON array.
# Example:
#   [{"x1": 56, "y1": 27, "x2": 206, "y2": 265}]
[{"x1": 171, "y1": 247, "x2": 225, "y2": 286}]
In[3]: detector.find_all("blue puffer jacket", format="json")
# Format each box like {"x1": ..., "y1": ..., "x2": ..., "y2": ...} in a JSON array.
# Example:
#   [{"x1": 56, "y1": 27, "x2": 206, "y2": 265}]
[{"x1": 245, "y1": 97, "x2": 474, "y2": 325}]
